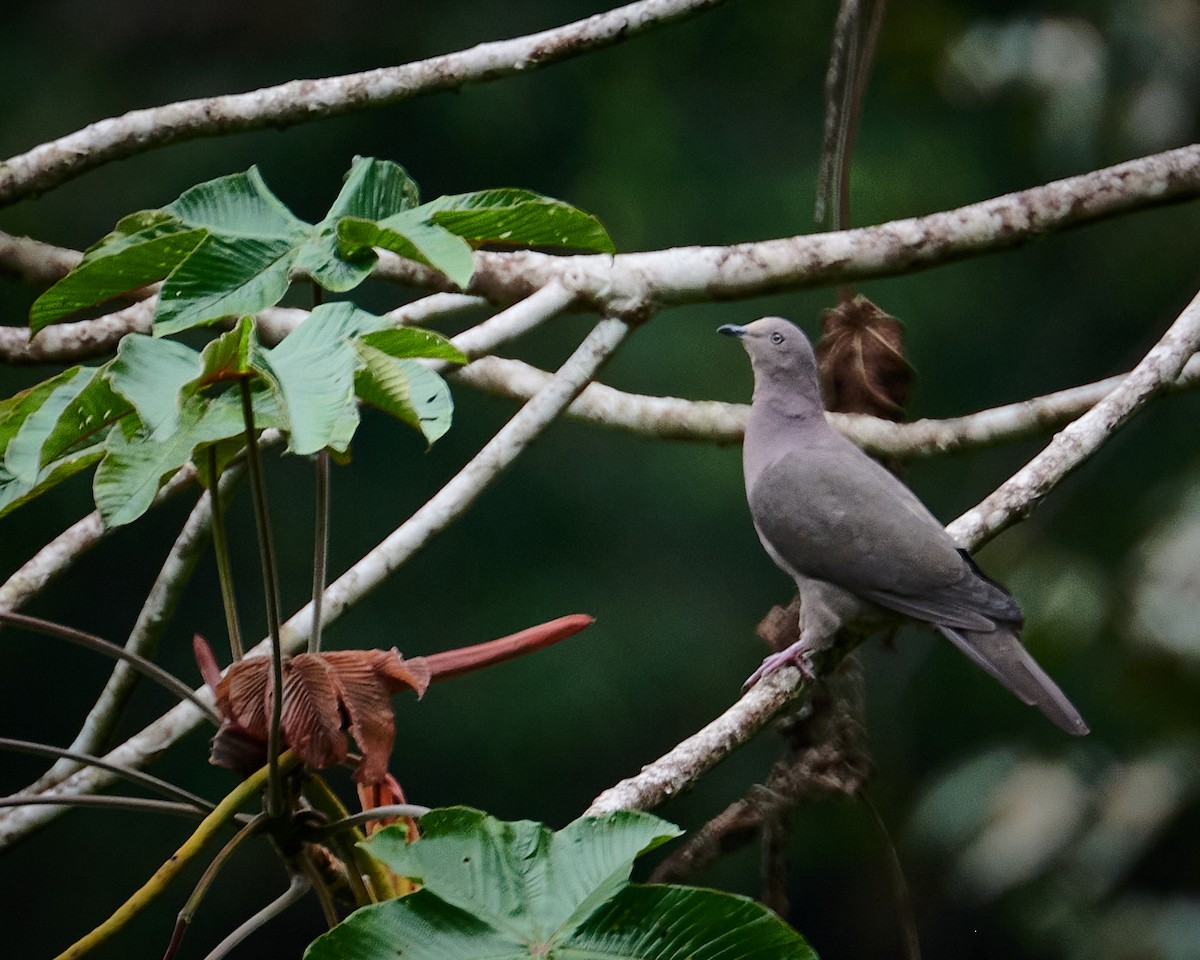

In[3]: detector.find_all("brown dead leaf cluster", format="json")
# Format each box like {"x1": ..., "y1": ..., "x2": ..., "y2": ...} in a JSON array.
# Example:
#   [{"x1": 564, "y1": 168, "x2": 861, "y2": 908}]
[{"x1": 197, "y1": 639, "x2": 430, "y2": 784}]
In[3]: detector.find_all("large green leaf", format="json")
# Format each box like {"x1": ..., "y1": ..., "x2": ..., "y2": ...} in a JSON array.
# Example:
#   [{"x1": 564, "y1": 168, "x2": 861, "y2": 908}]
[
  {"x1": 337, "y1": 215, "x2": 476, "y2": 289},
  {"x1": 108, "y1": 335, "x2": 203, "y2": 439},
  {"x1": 31, "y1": 160, "x2": 421, "y2": 337},
  {"x1": 306, "y1": 809, "x2": 814, "y2": 960},
  {"x1": 421, "y1": 188, "x2": 616, "y2": 253},
  {"x1": 255, "y1": 302, "x2": 390, "y2": 455},
  {"x1": 92, "y1": 389, "x2": 264, "y2": 527},
  {"x1": 353, "y1": 346, "x2": 455, "y2": 445}
]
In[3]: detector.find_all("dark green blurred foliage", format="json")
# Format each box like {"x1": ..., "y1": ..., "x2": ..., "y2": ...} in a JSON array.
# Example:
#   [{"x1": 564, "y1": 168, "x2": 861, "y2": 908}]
[{"x1": 1, "y1": 1, "x2": 1199, "y2": 958}]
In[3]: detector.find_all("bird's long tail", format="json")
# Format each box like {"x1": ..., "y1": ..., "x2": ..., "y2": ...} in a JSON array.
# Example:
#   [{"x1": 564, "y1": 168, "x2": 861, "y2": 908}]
[{"x1": 938, "y1": 624, "x2": 1089, "y2": 735}]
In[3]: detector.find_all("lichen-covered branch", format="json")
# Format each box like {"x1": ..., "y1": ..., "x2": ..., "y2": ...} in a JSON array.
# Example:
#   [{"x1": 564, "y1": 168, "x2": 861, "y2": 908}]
[
  {"x1": 0, "y1": 0, "x2": 727, "y2": 207},
  {"x1": 5, "y1": 144, "x2": 1199, "y2": 368},
  {"x1": 948, "y1": 288, "x2": 1200, "y2": 546},
  {"x1": 453, "y1": 351, "x2": 1200, "y2": 455}
]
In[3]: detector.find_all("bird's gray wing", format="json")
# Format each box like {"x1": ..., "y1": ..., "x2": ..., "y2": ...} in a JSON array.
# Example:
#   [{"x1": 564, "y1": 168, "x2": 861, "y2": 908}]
[{"x1": 748, "y1": 447, "x2": 1019, "y2": 629}]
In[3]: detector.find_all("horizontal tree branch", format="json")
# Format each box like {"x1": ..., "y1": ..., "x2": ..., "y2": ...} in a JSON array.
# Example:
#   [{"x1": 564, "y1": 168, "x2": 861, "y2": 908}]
[
  {"x1": 455, "y1": 351, "x2": 1200, "y2": 455},
  {"x1": 463, "y1": 143, "x2": 1200, "y2": 307},
  {"x1": 4, "y1": 144, "x2": 1198, "y2": 368},
  {"x1": 0, "y1": 0, "x2": 727, "y2": 207}
]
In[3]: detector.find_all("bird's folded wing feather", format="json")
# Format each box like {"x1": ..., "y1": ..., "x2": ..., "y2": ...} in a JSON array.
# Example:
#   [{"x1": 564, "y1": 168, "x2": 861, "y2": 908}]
[{"x1": 748, "y1": 447, "x2": 1019, "y2": 628}]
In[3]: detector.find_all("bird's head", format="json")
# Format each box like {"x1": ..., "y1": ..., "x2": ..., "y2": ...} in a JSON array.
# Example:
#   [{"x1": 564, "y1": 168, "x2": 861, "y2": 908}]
[{"x1": 718, "y1": 317, "x2": 822, "y2": 399}]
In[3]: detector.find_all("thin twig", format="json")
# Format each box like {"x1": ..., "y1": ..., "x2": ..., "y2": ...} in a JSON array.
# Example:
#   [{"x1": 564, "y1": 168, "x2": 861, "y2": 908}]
[
  {"x1": 455, "y1": 351, "x2": 1200, "y2": 454},
  {"x1": 310, "y1": 450, "x2": 330, "y2": 654},
  {"x1": 199, "y1": 873, "x2": 311, "y2": 960},
  {"x1": 948, "y1": 288, "x2": 1200, "y2": 546},
  {"x1": 164, "y1": 814, "x2": 267, "y2": 960},
  {"x1": 0, "y1": 610, "x2": 218, "y2": 722},
  {"x1": 314, "y1": 804, "x2": 432, "y2": 836},
  {"x1": 0, "y1": 795, "x2": 207, "y2": 818},
  {"x1": 208, "y1": 449, "x2": 245, "y2": 661},
  {"x1": 0, "y1": 737, "x2": 213, "y2": 810}
]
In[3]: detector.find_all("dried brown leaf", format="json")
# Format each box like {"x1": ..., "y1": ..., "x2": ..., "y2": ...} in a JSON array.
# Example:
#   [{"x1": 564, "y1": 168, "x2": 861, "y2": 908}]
[{"x1": 816, "y1": 295, "x2": 913, "y2": 419}]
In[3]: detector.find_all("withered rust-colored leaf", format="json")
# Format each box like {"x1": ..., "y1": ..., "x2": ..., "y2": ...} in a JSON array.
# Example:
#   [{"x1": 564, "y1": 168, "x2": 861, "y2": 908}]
[
  {"x1": 211, "y1": 646, "x2": 429, "y2": 784},
  {"x1": 815, "y1": 295, "x2": 912, "y2": 419},
  {"x1": 198, "y1": 615, "x2": 592, "y2": 784},
  {"x1": 281, "y1": 656, "x2": 346, "y2": 771}
]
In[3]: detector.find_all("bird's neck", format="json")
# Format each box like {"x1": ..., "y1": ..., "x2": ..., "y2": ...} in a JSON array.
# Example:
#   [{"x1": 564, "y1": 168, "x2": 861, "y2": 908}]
[{"x1": 744, "y1": 384, "x2": 830, "y2": 479}]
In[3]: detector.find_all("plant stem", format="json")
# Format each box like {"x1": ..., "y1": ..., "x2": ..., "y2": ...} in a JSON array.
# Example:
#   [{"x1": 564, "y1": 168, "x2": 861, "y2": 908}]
[
  {"x1": 49, "y1": 752, "x2": 298, "y2": 960},
  {"x1": 208, "y1": 447, "x2": 244, "y2": 660},
  {"x1": 164, "y1": 813, "x2": 267, "y2": 960},
  {"x1": 0, "y1": 610, "x2": 218, "y2": 723},
  {"x1": 310, "y1": 450, "x2": 329, "y2": 654},
  {"x1": 0, "y1": 795, "x2": 206, "y2": 818},
  {"x1": 200, "y1": 873, "x2": 310, "y2": 960},
  {"x1": 237, "y1": 378, "x2": 285, "y2": 819},
  {"x1": 0, "y1": 737, "x2": 213, "y2": 810}
]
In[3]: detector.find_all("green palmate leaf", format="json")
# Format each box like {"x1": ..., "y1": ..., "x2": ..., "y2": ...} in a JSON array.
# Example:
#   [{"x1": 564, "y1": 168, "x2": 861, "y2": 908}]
[
  {"x1": 4, "y1": 368, "x2": 98, "y2": 484},
  {"x1": 337, "y1": 215, "x2": 475, "y2": 289},
  {"x1": 28, "y1": 214, "x2": 207, "y2": 333},
  {"x1": 0, "y1": 447, "x2": 106, "y2": 522},
  {"x1": 306, "y1": 809, "x2": 814, "y2": 960},
  {"x1": 92, "y1": 388, "x2": 273, "y2": 528},
  {"x1": 353, "y1": 346, "x2": 454, "y2": 445},
  {"x1": 292, "y1": 157, "x2": 422, "y2": 292},
  {"x1": 359, "y1": 327, "x2": 467, "y2": 364},
  {"x1": 0, "y1": 368, "x2": 85, "y2": 456},
  {"x1": 565, "y1": 885, "x2": 818, "y2": 960},
  {"x1": 255, "y1": 302, "x2": 390, "y2": 455},
  {"x1": 108, "y1": 335, "x2": 203, "y2": 439},
  {"x1": 421, "y1": 188, "x2": 616, "y2": 253},
  {"x1": 32, "y1": 160, "x2": 422, "y2": 337}
]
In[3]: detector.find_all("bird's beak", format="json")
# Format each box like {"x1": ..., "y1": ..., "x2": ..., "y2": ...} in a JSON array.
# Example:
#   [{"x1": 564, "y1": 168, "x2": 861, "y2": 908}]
[{"x1": 718, "y1": 324, "x2": 746, "y2": 338}]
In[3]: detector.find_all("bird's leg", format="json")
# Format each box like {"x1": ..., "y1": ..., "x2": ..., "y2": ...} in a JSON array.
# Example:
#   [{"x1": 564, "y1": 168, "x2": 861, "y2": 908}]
[
  {"x1": 743, "y1": 642, "x2": 817, "y2": 688},
  {"x1": 743, "y1": 580, "x2": 853, "y2": 689}
]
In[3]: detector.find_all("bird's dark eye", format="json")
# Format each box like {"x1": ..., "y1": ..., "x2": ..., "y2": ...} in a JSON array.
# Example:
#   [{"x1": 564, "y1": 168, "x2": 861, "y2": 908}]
[{"x1": 769, "y1": 332, "x2": 784, "y2": 345}]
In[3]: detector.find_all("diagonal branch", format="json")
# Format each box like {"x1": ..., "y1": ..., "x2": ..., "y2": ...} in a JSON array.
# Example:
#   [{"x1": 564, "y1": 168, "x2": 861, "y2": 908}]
[
  {"x1": 947, "y1": 288, "x2": 1200, "y2": 545},
  {"x1": 0, "y1": 309, "x2": 632, "y2": 849},
  {"x1": 0, "y1": 0, "x2": 728, "y2": 207},
  {"x1": 587, "y1": 287, "x2": 1200, "y2": 815}
]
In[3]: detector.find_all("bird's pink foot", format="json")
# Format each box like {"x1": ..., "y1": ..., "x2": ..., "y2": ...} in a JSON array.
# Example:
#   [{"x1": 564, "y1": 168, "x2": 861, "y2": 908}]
[{"x1": 743, "y1": 643, "x2": 816, "y2": 689}]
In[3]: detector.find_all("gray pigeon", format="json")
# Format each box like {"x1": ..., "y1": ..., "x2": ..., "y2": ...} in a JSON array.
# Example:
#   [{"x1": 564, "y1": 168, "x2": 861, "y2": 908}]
[{"x1": 720, "y1": 316, "x2": 1088, "y2": 735}]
